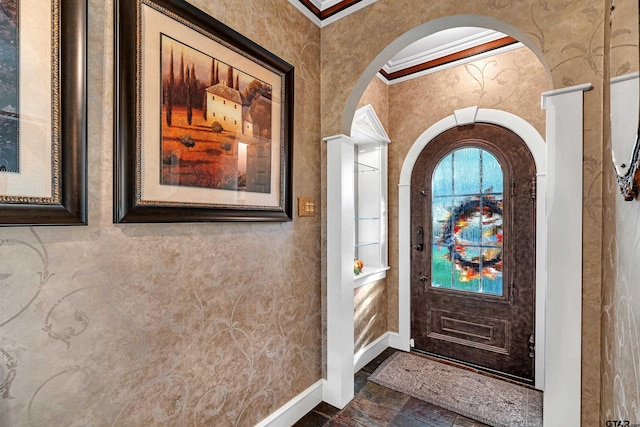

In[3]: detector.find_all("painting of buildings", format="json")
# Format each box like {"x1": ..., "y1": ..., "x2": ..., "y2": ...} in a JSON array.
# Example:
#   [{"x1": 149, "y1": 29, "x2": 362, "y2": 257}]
[
  {"x1": 160, "y1": 34, "x2": 273, "y2": 193},
  {"x1": 1, "y1": 1, "x2": 638, "y2": 426}
]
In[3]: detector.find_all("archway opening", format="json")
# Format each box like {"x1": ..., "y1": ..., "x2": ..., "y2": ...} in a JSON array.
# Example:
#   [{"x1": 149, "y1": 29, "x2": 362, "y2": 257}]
[{"x1": 340, "y1": 14, "x2": 572, "y2": 424}]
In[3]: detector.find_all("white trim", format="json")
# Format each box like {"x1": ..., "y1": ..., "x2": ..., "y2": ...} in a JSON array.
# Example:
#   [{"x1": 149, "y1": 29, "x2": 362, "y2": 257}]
[
  {"x1": 379, "y1": 43, "x2": 524, "y2": 86},
  {"x1": 540, "y1": 83, "x2": 592, "y2": 108},
  {"x1": 324, "y1": 134, "x2": 356, "y2": 409},
  {"x1": 611, "y1": 71, "x2": 640, "y2": 84},
  {"x1": 354, "y1": 266, "x2": 389, "y2": 288},
  {"x1": 288, "y1": 2, "x2": 322, "y2": 27},
  {"x1": 287, "y1": 0, "x2": 378, "y2": 28},
  {"x1": 398, "y1": 108, "x2": 548, "y2": 391},
  {"x1": 354, "y1": 332, "x2": 391, "y2": 373},
  {"x1": 382, "y1": 29, "x2": 508, "y2": 74},
  {"x1": 255, "y1": 380, "x2": 324, "y2": 427},
  {"x1": 540, "y1": 84, "x2": 589, "y2": 426},
  {"x1": 387, "y1": 331, "x2": 402, "y2": 350},
  {"x1": 343, "y1": 15, "x2": 551, "y2": 134},
  {"x1": 352, "y1": 104, "x2": 391, "y2": 143},
  {"x1": 454, "y1": 106, "x2": 479, "y2": 126}
]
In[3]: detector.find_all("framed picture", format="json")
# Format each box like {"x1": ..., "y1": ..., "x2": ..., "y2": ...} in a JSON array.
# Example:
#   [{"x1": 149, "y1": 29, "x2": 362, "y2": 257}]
[
  {"x1": 114, "y1": 0, "x2": 294, "y2": 223},
  {"x1": 0, "y1": 0, "x2": 87, "y2": 225}
]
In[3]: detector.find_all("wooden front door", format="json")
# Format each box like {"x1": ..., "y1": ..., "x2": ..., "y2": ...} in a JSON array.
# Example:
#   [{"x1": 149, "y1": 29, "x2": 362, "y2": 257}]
[{"x1": 410, "y1": 123, "x2": 536, "y2": 384}]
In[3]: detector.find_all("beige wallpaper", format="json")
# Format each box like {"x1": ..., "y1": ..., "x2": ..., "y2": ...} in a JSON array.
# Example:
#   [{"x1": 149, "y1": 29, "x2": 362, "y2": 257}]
[
  {"x1": 602, "y1": 193, "x2": 640, "y2": 423},
  {"x1": 320, "y1": 1, "x2": 606, "y2": 425},
  {"x1": 601, "y1": 0, "x2": 640, "y2": 423},
  {"x1": 357, "y1": 76, "x2": 389, "y2": 132},
  {"x1": 610, "y1": 0, "x2": 639, "y2": 77},
  {"x1": 1, "y1": 0, "x2": 635, "y2": 424},
  {"x1": 354, "y1": 279, "x2": 388, "y2": 354},
  {"x1": 0, "y1": 0, "x2": 321, "y2": 426}
]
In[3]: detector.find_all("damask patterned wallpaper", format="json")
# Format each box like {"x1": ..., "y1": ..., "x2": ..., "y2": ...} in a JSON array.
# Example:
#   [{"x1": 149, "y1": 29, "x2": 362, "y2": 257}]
[
  {"x1": 602, "y1": 0, "x2": 640, "y2": 423},
  {"x1": 602, "y1": 192, "x2": 640, "y2": 424},
  {"x1": 319, "y1": 1, "x2": 610, "y2": 425},
  {"x1": 0, "y1": 0, "x2": 322, "y2": 425},
  {"x1": 1, "y1": 0, "x2": 637, "y2": 425}
]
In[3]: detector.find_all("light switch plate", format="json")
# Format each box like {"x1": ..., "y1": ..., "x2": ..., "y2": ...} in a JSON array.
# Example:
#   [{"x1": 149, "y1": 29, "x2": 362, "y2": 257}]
[{"x1": 298, "y1": 197, "x2": 315, "y2": 217}]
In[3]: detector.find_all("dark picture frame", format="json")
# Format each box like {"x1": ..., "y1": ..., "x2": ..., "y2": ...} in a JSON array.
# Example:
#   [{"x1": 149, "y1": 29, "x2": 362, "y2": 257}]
[
  {"x1": 114, "y1": 0, "x2": 294, "y2": 223},
  {"x1": 0, "y1": 0, "x2": 87, "y2": 225}
]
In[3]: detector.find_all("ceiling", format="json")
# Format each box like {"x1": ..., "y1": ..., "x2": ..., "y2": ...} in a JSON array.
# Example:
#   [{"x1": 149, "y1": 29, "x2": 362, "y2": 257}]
[{"x1": 289, "y1": 0, "x2": 523, "y2": 84}]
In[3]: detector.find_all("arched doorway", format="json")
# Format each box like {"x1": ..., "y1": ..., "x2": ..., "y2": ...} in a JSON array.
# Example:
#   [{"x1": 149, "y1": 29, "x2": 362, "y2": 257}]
[
  {"x1": 397, "y1": 108, "x2": 547, "y2": 389},
  {"x1": 330, "y1": 15, "x2": 585, "y2": 424}
]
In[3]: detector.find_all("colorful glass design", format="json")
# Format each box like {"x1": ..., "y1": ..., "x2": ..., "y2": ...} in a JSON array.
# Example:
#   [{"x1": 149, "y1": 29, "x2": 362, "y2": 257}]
[{"x1": 431, "y1": 148, "x2": 503, "y2": 295}]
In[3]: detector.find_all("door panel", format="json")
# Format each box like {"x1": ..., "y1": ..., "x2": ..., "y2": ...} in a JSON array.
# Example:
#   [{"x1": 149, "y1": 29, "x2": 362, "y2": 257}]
[
  {"x1": 411, "y1": 123, "x2": 536, "y2": 384},
  {"x1": 428, "y1": 308, "x2": 510, "y2": 354}
]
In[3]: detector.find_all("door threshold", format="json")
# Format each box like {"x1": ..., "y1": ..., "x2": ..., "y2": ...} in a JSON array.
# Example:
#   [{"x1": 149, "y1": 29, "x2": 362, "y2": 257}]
[{"x1": 410, "y1": 348, "x2": 537, "y2": 390}]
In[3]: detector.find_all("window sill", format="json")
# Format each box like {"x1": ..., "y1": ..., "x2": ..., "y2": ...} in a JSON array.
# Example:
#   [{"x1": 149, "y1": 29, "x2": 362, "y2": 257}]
[{"x1": 354, "y1": 266, "x2": 390, "y2": 288}]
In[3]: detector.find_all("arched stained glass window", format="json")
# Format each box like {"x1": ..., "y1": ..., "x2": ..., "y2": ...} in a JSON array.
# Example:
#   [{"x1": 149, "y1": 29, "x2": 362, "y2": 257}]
[{"x1": 431, "y1": 147, "x2": 503, "y2": 295}]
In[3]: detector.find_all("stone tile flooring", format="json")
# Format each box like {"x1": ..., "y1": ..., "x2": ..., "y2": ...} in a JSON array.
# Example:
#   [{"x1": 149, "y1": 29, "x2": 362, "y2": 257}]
[{"x1": 294, "y1": 349, "x2": 489, "y2": 427}]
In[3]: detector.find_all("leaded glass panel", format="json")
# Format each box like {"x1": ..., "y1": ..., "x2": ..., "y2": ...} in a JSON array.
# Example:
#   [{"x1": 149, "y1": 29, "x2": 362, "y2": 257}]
[{"x1": 431, "y1": 148, "x2": 503, "y2": 295}]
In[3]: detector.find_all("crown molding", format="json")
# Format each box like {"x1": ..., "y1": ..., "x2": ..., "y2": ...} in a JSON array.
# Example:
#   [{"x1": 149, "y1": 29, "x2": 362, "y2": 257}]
[
  {"x1": 378, "y1": 41, "x2": 523, "y2": 85},
  {"x1": 288, "y1": 0, "x2": 378, "y2": 28},
  {"x1": 382, "y1": 29, "x2": 506, "y2": 74}
]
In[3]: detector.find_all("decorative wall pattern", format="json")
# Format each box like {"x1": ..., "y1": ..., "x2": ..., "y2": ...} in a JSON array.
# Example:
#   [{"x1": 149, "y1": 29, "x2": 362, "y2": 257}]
[
  {"x1": 602, "y1": 0, "x2": 640, "y2": 423},
  {"x1": 1, "y1": 0, "x2": 635, "y2": 424},
  {"x1": 602, "y1": 194, "x2": 640, "y2": 424},
  {"x1": 0, "y1": 0, "x2": 322, "y2": 425},
  {"x1": 357, "y1": 77, "x2": 389, "y2": 132},
  {"x1": 320, "y1": 2, "x2": 606, "y2": 424}
]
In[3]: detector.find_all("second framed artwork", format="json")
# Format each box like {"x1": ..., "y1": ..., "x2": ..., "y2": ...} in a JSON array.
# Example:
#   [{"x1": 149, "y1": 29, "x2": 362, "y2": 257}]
[{"x1": 114, "y1": 0, "x2": 294, "y2": 222}]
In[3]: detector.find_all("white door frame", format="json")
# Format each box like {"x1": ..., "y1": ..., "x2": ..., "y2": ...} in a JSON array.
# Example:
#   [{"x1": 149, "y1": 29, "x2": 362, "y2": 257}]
[
  {"x1": 396, "y1": 108, "x2": 547, "y2": 390},
  {"x1": 396, "y1": 95, "x2": 588, "y2": 426}
]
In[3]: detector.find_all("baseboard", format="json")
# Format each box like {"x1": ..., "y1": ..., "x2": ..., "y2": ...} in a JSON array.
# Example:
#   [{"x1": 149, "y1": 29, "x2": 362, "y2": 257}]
[
  {"x1": 255, "y1": 379, "x2": 324, "y2": 427},
  {"x1": 257, "y1": 331, "x2": 402, "y2": 426},
  {"x1": 387, "y1": 331, "x2": 402, "y2": 350},
  {"x1": 354, "y1": 331, "x2": 399, "y2": 373}
]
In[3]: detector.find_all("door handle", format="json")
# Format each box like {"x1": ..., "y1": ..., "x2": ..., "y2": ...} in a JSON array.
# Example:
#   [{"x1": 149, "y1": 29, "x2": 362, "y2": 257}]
[{"x1": 415, "y1": 226, "x2": 424, "y2": 252}]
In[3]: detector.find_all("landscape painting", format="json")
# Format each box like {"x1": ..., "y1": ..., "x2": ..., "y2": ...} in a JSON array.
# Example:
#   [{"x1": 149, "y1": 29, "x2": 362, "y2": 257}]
[
  {"x1": 0, "y1": 0, "x2": 18, "y2": 173},
  {"x1": 160, "y1": 34, "x2": 273, "y2": 194}
]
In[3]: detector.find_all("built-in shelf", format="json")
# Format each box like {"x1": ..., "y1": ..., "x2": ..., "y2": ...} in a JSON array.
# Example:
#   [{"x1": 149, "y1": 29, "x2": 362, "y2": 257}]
[
  {"x1": 352, "y1": 105, "x2": 390, "y2": 288},
  {"x1": 324, "y1": 103, "x2": 391, "y2": 408},
  {"x1": 355, "y1": 162, "x2": 379, "y2": 173},
  {"x1": 354, "y1": 266, "x2": 391, "y2": 288},
  {"x1": 354, "y1": 241, "x2": 380, "y2": 248}
]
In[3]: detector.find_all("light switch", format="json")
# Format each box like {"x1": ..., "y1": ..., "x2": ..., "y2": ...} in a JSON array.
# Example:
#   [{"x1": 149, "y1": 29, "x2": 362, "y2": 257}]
[{"x1": 298, "y1": 197, "x2": 315, "y2": 217}]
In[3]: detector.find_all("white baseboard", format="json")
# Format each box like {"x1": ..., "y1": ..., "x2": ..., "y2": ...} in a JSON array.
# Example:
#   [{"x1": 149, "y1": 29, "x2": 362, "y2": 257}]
[
  {"x1": 255, "y1": 379, "x2": 324, "y2": 427},
  {"x1": 256, "y1": 331, "x2": 402, "y2": 427},
  {"x1": 387, "y1": 331, "x2": 402, "y2": 350},
  {"x1": 354, "y1": 331, "x2": 398, "y2": 373}
]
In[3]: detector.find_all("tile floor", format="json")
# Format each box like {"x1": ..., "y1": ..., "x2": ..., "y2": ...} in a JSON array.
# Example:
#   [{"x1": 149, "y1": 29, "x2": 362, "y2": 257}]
[{"x1": 293, "y1": 349, "x2": 489, "y2": 427}]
